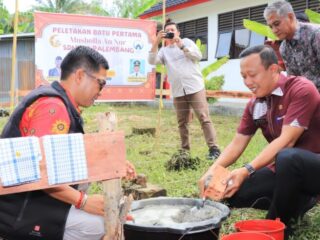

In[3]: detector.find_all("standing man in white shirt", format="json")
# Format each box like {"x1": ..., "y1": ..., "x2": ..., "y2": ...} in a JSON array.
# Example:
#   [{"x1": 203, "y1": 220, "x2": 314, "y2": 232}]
[{"x1": 148, "y1": 21, "x2": 220, "y2": 160}]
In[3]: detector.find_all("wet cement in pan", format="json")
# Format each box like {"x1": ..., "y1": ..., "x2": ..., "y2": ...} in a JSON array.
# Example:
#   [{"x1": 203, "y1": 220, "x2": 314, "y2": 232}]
[{"x1": 130, "y1": 204, "x2": 221, "y2": 226}]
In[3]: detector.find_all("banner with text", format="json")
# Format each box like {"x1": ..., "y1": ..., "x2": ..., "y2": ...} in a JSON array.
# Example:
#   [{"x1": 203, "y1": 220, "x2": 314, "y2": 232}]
[{"x1": 34, "y1": 12, "x2": 157, "y2": 101}]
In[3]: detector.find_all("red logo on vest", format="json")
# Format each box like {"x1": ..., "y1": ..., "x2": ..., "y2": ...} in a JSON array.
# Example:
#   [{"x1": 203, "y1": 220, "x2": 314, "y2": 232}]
[{"x1": 34, "y1": 225, "x2": 40, "y2": 232}]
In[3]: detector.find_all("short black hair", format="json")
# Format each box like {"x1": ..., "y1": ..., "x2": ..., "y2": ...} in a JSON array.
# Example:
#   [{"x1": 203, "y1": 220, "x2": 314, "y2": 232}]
[
  {"x1": 133, "y1": 60, "x2": 140, "y2": 66},
  {"x1": 239, "y1": 45, "x2": 278, "y2": 69},
  {"x1": 164, "y1": 21, "x2": 180, "y2": 31},
  {"x1": 60, "y1": 46, "x2": 109, "y2": 80}
]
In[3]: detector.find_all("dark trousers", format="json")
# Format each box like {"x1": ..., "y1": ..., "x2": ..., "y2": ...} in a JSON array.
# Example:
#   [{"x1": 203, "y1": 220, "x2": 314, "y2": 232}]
[
  {"x1": 226, "y1": 167, "x2": 275, "y2": 210},
  {"x1": 266, "y1": 148, "x2": 319, "y2": 226}
]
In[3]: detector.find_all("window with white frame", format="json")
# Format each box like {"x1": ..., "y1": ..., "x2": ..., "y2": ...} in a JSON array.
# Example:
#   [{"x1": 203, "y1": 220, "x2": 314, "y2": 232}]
[
  {"x1": 178, "y1": 17, "x2": 208, "y2": 61},
  {"x1": 289, "y1": 0, "x2": 320, "y2": 12},
  {"x1": 216, "y1": 5, "x2": 267, "y2": 59}
]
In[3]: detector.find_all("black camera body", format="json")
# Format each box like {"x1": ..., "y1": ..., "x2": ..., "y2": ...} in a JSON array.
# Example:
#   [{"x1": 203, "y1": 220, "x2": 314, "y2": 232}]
[{"x1": 164, "y1": 32, "x2": 174, "y2": 39}]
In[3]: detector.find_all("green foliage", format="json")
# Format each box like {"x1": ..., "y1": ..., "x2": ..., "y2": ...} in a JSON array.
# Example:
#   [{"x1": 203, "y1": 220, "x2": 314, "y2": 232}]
[
  {"x1": 305, "y1": 9, "x2": 320, "y2": 24},
  {"x1": 132, "y1": 0, "x2": 158, "y2": 19},
  {"x1": 288, "y1": 206, "x2": 320, "y2": 239},
  {"x1": 0, "y1": 103, "x2": 266, "y2": 199},
  {"x1": 17, "y1": 11, "x2": 34, "y2": 33},
  {"x1": 221, "y1": 208, "x2": 267, "y2": 235},
  {"x1": 33, "y1": 0, "x2": 109, "y2": 15},
  {"x1": 243, "y1": 19, "x2": 277, "y2": 40},
  {"x1": 205, "y1": 75, "x2": 225, "y2": 103},
  {"x1": 2, "y1": 104, "x2": 320, "y2": 238},
  {"x1": 165, "y1": 149, "x2": 200, "y2": 171},
  {"x1": 34, "y1": 0, "x2": 84, "y2": 13},
  {"x1": 109, "y1": 0, "x2": 158, "y2": 18},
  {"x1": 1, "y1": 0, "x2": 157, "y2": 35},
  {"x1": 78, "y1": 104, "x2": 252, "y2": 199},
  {"x1": 196, "y1": 39, "x2": 227, "y2": 93},
  {"x1": 0, "y1": 1, "x2": 11, "y2": 34},
  {"x1": 202, "y1": 56, "x2": 228, "y2": 79},
  {"x1": 1, "y1": 0, "x2": 111, "y2": 34},
  {"x1": 86, "y1": 0, "x2": 109, "y2": 16},
  {"x1": 205, "y1": 75, "x2": 224, "y2": 91},
  {"x1": 196, "y1": 39, "x2": 206, "y2": 56}
]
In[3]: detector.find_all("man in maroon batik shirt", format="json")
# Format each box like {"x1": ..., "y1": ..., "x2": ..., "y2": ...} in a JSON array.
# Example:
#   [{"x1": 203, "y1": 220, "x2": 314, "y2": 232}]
[{"x1": 199, "y1": 45, "x2": 320, "y2": 239}]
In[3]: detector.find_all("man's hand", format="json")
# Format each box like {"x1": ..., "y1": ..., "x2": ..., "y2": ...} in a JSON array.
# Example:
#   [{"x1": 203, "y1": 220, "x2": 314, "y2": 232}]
[
  {"x1": 198, "y1": 166, "x2": 215, "y2": 197},
  {"x1": 198, "y1": 165, "x2": 231, "y2": 200},
  {"x1": 174, "y1": 37, "x2": 184, "y2": 49},
  {"x1": 223, "y1": 167, "x2": 249, "y2": 198},
  {"x1": 82, "y1": 194, "x2": 104, "y2": 216},
  {"x1": 156, "y1": 30, "x2": 166, "y2": 45},
  {"x1": 125, "y1": 160, "x2": 137, "y2": 180}
]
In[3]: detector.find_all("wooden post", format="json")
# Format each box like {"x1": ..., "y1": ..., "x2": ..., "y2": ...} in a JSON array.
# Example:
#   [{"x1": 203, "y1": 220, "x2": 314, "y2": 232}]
[
  {"x1": 155, "y1": 0, "x2": 167, "y2": 144},
  {"x1": 10, "y1": 0, "x2": 19, "y2": 112},
  {"x1": 98, "y1": 112, "x2": 126, "y2": 240},
  {"x1": 102, "y1": 179, "x2": 122, "y2": 240}
]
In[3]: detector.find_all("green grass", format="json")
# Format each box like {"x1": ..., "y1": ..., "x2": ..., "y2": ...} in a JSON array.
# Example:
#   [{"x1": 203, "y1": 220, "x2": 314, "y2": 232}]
[
  {"x1": 1, "y1": 103, "x2": 320, "y2": 239},
  {"x1": 80, "y1": 104, "x2": 267, "y2": 198}
]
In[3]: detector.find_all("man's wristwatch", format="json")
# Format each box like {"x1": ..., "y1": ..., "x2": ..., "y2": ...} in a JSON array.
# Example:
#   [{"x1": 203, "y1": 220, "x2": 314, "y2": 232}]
[{"x1": 243, "y1": 163, "x2": 256, "y2": 176}]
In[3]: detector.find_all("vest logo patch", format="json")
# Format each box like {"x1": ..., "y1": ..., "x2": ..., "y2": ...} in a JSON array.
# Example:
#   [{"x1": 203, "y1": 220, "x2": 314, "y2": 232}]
[
  {"x1": 34, "y1": 225, "x2": 40, "y2": 231},
  {"x1": 29, "y1": 225, "x2": 43, "y2": 237}
]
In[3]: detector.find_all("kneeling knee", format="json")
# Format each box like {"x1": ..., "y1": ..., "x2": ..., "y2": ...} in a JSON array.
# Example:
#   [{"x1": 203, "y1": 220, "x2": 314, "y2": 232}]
[{"x1": 276, "y1": 148, "x2": 303, "y2": 172}]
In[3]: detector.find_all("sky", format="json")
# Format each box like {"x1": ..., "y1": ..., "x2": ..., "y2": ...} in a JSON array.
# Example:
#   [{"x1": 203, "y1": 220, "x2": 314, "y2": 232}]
[
  {"x1": 3, "y1": 0, "x2": 112, "y2": 13},
  {"x1": 3, "y1": 0, "x2": 35, "y2": 13}
]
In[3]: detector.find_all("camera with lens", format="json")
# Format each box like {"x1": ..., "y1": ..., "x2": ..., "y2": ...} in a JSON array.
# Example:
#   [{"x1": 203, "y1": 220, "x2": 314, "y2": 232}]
[{"x1": 164, "y1": 32, "x2": 174, "y2": 39}]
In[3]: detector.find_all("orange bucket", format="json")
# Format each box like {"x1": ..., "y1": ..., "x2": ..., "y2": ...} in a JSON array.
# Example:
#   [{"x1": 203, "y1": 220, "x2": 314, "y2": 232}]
[
  {"x1": 234, "y1": 218, "x2": 285, "y2": 240},
  {"x1": 222, "y1": 232, "x2": 275, "y2": 240}
]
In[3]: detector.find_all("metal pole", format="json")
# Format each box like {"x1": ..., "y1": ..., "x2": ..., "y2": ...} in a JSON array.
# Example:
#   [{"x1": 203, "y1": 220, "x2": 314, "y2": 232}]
[{"x1": 10, "y1": 0, "x2": 19, "y2": 112}]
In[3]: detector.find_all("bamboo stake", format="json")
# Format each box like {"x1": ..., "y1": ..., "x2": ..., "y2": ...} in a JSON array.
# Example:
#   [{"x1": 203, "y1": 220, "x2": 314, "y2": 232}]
[
  {"x1": 10, "y1": 0, "x2": 19, "y2": 113},
  {"x1": 155, "y1": 0, "x2": 166, "y2": 146}
]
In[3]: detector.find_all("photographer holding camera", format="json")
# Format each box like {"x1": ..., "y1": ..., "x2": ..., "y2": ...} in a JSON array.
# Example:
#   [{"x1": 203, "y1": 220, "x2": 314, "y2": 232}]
[{"x1": 149, "y1": 21, "x2": 220, "y2": 159}]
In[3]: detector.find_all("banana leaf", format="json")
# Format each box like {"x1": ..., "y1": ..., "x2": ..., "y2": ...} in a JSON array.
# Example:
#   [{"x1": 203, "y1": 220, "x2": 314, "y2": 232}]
[
  {"x1": 243, "y1": 19, "x2": 277, "y2": 40},
  {"x1": 196, "y1": 39, "x2": 206, "y2": 54},
  {"x1": 201, "y1": 56, "x2": 229, "y2": 79},
  {"x1": 305, "y1": 9, "x2": 320, "y2": 24},
  {"x1": 133, "y1": 0, "x2": 159, "y2": 18}
]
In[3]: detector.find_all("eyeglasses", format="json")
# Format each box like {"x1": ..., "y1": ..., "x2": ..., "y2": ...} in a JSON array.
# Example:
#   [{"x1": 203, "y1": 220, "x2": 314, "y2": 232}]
[{"x1": 84, "y1": 70, "x2": 107, "y2": 91}]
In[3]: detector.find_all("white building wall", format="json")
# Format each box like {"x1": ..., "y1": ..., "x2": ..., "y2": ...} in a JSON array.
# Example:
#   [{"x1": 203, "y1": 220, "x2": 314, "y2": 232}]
[{"x1": 166, "y1": 0, "x2": 271, "y2": 102}]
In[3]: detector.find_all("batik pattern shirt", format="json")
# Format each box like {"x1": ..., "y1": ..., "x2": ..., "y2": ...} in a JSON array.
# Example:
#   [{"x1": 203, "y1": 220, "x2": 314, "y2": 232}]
[
  {"x1": 19, "y1": 88, "x2": 80, "y2": 137},
  {"x1": 19, "y1": 97, "x2": 70, "y2": 137},
  {"x1": 280, "y1": 22, "x2": 320, "y2": 90}
]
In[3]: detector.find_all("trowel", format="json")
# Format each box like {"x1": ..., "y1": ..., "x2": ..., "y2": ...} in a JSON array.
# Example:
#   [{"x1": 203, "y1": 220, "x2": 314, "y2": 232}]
[{"x1": 190, "y1": 175, "x2": 212, "y2": 212}]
